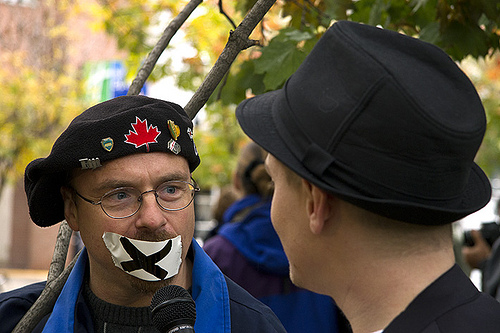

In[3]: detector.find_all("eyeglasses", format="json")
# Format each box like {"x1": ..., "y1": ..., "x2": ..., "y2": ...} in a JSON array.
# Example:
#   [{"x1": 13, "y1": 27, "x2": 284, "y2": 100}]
[{"x1": 73, "y1": 180, "x2": 200, "y2": 219}]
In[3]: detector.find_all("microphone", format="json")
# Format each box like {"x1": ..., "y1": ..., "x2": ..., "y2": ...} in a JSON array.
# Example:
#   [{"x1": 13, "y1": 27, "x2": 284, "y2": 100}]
[{"x1": 150, "y1": 285, "x2": 196, "y2": 333}]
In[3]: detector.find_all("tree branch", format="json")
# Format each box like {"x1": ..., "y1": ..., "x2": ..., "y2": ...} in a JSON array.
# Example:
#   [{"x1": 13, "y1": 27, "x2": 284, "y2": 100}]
[
  {"x1": 12, "y1": 252, "x2": 80, "y2": 333},
  {"x1": 185, "y1": 0, "x2": 277, "y2": 119},
  {"x1": 127, "y1": 0, "x2": 203, "y2": 96},
  {"x1": 46, "y1": 221, "x2": 73, "y2": 283},
  {"x1": 219, "y1": 0, "x2": 237, "y2": 29},
  {"x1": 12, "y1": 222, "x2": 78, "y2": 333}
]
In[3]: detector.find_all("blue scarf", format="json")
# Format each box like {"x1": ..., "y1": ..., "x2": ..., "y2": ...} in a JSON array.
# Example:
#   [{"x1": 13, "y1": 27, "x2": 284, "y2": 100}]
[{"x1": 42, "y1": 239, "x2": 231, "y2": 333}]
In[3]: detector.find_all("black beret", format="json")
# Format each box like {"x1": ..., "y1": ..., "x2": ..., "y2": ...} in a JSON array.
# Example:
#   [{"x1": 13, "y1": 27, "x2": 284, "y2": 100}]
[{"x1": 25, "y1": 95, "x2": 200, "y2": 227}]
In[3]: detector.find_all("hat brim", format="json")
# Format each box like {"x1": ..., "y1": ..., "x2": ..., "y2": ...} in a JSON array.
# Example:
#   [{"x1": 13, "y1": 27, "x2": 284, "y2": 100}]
[{"x1": 236, "y1": 90, "x2": 492, "y2": 225}]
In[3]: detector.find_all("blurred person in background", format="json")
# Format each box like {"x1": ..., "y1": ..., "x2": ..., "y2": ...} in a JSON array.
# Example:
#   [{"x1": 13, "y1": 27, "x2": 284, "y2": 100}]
[
  {"x1": 205, "y1": 185, "x2": 238, "y2": 241},
  {"x1": 204, "y1": 141, "x2": 348, "y2": 332}
]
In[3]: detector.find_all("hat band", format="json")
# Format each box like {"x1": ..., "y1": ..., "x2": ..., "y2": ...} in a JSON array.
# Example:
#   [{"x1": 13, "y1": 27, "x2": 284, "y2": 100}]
[
  {"x1": 272, "y1": 80, "x2": 474, "y2": 202},
  {"x1": 272, "y1": 92, "x2": 336, "y2": 177}
]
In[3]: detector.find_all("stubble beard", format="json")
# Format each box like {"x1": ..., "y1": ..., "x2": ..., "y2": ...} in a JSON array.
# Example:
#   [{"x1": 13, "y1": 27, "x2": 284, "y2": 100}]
[
  {"x1": 126, "y1": 273, "x2": 173, "y2": 295},
  {"x1": 124, "y1": 229, "x2": 184, "y2": 296}
]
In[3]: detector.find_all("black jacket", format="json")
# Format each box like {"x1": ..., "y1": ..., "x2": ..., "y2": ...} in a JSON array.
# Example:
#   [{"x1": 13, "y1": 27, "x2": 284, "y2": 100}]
[{"x1": 384, "y1": 264, "x2": 500, "y2": 332}]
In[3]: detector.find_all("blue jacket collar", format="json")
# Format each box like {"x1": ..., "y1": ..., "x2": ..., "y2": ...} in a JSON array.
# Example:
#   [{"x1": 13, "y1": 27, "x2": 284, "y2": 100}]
[{"x1": 42, "y1": 239, "x2": 230, "y2": 333}]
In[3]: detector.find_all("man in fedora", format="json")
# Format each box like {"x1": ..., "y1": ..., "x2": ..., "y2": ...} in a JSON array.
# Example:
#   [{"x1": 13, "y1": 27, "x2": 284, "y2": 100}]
[
  {"x1": 0, "y1": 96, "x2": 286, "y2": 333},
  {"x1": 236, "y1": 20, "x2": 500, "y2": 332}
]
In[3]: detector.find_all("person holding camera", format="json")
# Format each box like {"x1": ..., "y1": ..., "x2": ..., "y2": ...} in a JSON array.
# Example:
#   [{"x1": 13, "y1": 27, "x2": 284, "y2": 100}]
[{"x1": 463, "y1": 200, "x2": 500, "y2": 301}]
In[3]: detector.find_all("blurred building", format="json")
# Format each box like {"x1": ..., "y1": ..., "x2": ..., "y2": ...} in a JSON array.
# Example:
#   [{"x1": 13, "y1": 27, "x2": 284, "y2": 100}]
[{"x1": 0, "y1": 0, "x2": 127, "y2": 272}]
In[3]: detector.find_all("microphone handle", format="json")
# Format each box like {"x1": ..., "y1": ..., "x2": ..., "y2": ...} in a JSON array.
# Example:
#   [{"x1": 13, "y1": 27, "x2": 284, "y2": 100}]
[{"x1": 167, "y1": 325, "x2": 195, "y2": 333}]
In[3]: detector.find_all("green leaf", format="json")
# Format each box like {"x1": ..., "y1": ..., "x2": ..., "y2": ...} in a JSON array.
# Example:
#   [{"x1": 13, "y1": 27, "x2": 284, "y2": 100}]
[
  {"x1": 280, "y1": 29, "x2": 316, "y2": 42},
  {"x1": 255, "y1": 40, "x2": 306, "y2": 90},
  {"x1": 368, "y1": 0, "x2": 387, "y2": 26},
  {"x1": 206, "y1": 60, "x2": 266, "y2": 106},
  {"x1": 254, "y1": 28, "x2": 315, "y2": 90},
  {"x1": 419, "y1": 21, "x2": 440, "y2": 44},
  {"x1": 410, "y1": 0, "x2": 430, "y2": 13},
  {"x1": 439, "y1": 21, "x2": 491, "y2": 60},
  {"x1": 479, "y1": 0, "x2": 500, "y2": 21},
  {"x1": 323, "y1": 0, "x2": 353, "y2": 20}
]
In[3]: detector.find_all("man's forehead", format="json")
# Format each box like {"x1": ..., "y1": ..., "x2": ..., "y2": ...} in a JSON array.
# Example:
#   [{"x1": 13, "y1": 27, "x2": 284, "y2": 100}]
[
  {"x1": 71, "y1": 152, "x2": 190, "y2": 185},
  {"x1": 102, "y1": 151, "x2": 188, "y2": 166}
]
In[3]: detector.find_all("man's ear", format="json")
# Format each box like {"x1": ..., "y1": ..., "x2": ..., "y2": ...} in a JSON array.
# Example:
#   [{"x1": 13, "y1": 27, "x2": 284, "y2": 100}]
[
  {"x1": 304, "y1": 180, "x2": 333, "y2": 235},
  {"x1": 60, "y1": 186, "x2": 80, "y2": 231}
]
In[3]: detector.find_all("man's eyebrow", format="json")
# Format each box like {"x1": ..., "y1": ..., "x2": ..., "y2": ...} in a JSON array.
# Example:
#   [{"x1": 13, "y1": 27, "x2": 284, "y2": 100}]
[
  {"x1": 92, "y1": 172, "x2": 191, "y2": 193},
  {"x1": 158, "y1": 172, "x2": 191, "y2": 183},
  {"x1": 93, "y1": 180, "x2": 134, "y2": 193}
]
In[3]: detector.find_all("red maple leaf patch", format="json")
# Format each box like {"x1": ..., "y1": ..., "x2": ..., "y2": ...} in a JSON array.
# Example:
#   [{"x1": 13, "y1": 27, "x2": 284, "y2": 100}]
[{"x1": 124, "y1": 117, "x2": 161, "y2": 152}]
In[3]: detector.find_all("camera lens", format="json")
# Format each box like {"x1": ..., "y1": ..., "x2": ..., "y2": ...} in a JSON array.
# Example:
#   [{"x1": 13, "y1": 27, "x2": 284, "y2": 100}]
[
  {"x1": 463, "y1": 222, "x2": 500, "y2": 247},
  {"x1": 463, "y1": 230, "x2": 475, "y2": 247}
]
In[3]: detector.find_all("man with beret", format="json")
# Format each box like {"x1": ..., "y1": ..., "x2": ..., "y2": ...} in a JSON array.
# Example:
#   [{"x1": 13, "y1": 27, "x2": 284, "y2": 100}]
[
  {"x1": 236, "y1": 20, "x2": 500, "y2": 332},
  {"x1": 0, "y1": 95, "x2": 286, "y2": 333}
]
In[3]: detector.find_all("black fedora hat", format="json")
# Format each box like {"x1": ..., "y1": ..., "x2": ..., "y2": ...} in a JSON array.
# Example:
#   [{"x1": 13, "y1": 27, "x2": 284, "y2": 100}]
[
  {"x1": 236, "y1": 20, "x2": 491, "y2": 225},
  {"x1": 25, "y1": 95, "x2": 200, "y2": 227}
]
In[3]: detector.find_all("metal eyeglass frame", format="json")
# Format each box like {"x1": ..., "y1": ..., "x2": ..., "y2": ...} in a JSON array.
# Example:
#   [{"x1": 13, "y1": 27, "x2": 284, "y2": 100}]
[{"x1": 72, "y1": 179, "x2": 200, "y2": 219}]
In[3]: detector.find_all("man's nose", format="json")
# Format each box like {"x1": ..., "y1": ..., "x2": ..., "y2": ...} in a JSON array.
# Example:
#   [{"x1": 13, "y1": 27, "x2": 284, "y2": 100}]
[{"x1": 134, "y1": 191, "x2": 167, "y2": 230}]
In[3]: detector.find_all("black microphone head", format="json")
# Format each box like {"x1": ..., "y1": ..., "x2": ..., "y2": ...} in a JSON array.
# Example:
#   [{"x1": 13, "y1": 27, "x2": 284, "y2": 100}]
[{"x1": 150, "y1": 285, "x2": 196, "y2": 332}]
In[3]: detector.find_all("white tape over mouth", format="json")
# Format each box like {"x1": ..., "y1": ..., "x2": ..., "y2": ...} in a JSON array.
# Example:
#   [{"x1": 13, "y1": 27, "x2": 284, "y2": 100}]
[{"x1": 102, "y1": 232, "x2": 182, "y2": 281}]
